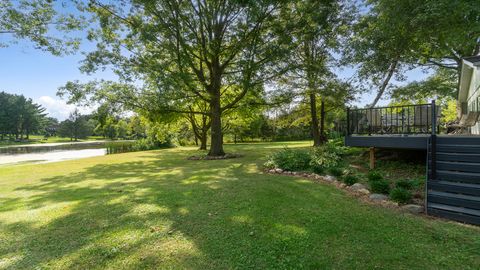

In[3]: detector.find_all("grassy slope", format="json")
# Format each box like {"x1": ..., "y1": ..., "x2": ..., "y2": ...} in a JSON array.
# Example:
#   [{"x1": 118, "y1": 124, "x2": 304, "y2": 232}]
[{"x1": 0, "y1": 141, "x2": 479, "y2": 269}]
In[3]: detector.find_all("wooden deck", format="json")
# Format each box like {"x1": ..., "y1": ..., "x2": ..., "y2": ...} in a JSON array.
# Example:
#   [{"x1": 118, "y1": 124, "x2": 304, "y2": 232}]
[{"x1": 345, "y1": 135, "x2": 430, "y2": 150}]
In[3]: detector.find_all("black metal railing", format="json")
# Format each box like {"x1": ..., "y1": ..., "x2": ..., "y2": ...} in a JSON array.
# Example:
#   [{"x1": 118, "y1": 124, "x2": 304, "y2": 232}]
[{"x1": 346, "y1": 101, "x2": 441, "y2": 135}]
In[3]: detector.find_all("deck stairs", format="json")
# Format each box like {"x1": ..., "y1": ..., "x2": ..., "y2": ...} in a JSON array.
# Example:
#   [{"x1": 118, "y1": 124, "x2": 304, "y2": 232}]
[{"x1": 427, "y1": 136, "x2": 480, "y2": 225}]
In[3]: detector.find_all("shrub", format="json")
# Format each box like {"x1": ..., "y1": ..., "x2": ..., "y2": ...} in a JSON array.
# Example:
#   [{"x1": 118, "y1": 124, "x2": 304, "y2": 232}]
[
  {"x1": 309, "y1": 143, "x2": 345, "y2": 171},
  {"x1": 106, "y1": 141, "x2": 135, "y2": 154},
  {"x1": 311, "y1": 164, "x2": 324, "y2": 174},
  {"x1": 343, "y1": 175, "x2": 358, "y2": 185},
  {"x1": 396, "y1": 179, "x2": 414, "y2": 190},
  {"x1": 265, "y1": 147, "x2": 311, "y2": 171},
  {"x1": 106, "y1": 137, "x2": 173, "y2": 155},
  {"x1": 366, "y1": 170, "x2": 390, "y2": 194},
  {"x1": 368, "y1": 178, "x2": 390, "y2": 194},
  {"x1": 367, "y1": 171, "x2": 383, "y2": 182},
  {"x1": 329, "y1": 167, "x2": 344, "y2": 177},
  {"x1": 390, "y1": 187, "x2": 412, "y2": 204},
  {"x1": 132, "y1": 137, "x2": 174, "y2": 151}
]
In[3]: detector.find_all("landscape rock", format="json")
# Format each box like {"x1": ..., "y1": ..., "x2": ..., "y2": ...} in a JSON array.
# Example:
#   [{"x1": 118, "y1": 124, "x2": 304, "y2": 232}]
[
  {"x1": 324, "y1": 175, "x2": 336, "y2": 182},
  {"x1": 369, "y1": 193, "x2": 388, "y2": 201},
  {"x1": 402, "y1": 204, "x2": 424, "y2": 214},
  {"x1": 357, "y1": 188, "x2": 370, "y2": 195},
  {"x1": 350, "y1": 183, "x2": 367, "y2": 191},
  {"x1": 274, "y1": 168, "x2": 283, "y2": 173}
]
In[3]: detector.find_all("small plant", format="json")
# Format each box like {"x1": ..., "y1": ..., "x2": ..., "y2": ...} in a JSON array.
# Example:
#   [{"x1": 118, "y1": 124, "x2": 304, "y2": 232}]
[
  {"x1": 329, "y1": 167, "x2": 344, "y2": 177},
  {"x1": 311, "y1": 164, "x2": 324, "y2": 174},
  {"x1": 264, "y1": 147, "x2": 311, "y2": 171},
  {"x1": 390, "y1": 187, "x2": 412, "y2": 204},
  {"x1": 396, "y1": 179, "x2": 414, "y2": 190},
  {"x1": 369, "y1": 179, "x2": 390, "y2": 194},
  {"x1": 367, "y1": 171, "x2": 383, "y2": 182},
  {"x1": 368, "y1": 172, "x2": 390, "y2": 194},
  {"x1": 343, "y1": 175, "x2": 358, "y2": 185}
]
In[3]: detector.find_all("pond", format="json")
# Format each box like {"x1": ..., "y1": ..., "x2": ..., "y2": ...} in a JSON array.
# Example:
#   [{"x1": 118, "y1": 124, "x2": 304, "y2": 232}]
[{"x1": 0, "y1": 141, "x2": 108, "y2": 166}]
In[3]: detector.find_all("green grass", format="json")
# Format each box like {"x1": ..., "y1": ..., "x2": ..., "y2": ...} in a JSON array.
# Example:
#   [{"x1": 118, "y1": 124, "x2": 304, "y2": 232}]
[
  {"x1": 0, "y1": 135, "x2": 106, "y2": 147},
  {"x1": 0, "y1": 141, "x2": 479, "y2": 269}
]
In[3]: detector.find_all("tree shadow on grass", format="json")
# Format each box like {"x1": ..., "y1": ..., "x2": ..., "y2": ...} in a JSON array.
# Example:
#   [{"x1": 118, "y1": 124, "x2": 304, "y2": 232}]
[{"x1": 1, "y1": 148, "x2": 480, "y2": 269}]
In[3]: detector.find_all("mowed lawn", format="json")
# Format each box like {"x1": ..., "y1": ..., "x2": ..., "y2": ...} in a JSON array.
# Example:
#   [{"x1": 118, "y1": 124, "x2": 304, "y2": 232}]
[{"x1": 0, "y1": 142, "x2": 479, "y2": 269}]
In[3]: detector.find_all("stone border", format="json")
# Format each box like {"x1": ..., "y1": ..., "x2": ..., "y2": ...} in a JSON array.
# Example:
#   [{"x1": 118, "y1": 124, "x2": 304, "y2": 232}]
[
  {"x1": 265, "y1": 168, "x2": 424, "y2": 215},
  {"x1": 187, "y1": 153, "x2": 243, "y2": 160}
]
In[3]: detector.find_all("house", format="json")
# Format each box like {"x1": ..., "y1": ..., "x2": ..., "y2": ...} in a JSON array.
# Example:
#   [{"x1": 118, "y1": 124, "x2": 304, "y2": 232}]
[{"x1": 458, "y1": 55, "x2": 480, "y2": 134}]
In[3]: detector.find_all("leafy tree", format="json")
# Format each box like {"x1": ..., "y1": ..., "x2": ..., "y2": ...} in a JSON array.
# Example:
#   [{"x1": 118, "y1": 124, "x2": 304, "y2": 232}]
[
  {"x1": 43, "y1": 117, "x2": 59, "y2": 137},
  {"x1": 390, "y1": 69, "x2": 457, "y2": 103},
  {"x1": 127, "y1": 115, "x2": 147, "y2": 139},
  {"x1": 280, "y1": 0, "x2": 353, "y2": 145},
  {"x1": 0, "y1": 91, "x2": 48, "y2": 140},
  {"x1": 0, "y1": 0, "x2": 84, "y2": 55},
  {"x1": 71, "y1": 0, "x2": 290, "y2": 156},
  {"x1": 57, "y1": 109, "x2": 94, "y2": 141},
  {"x1": 116, "y1": 119, "x2": 128, "y2": 139},
  {"x1": 347, "y1": 0, "x2": 480, "y2": 107}
]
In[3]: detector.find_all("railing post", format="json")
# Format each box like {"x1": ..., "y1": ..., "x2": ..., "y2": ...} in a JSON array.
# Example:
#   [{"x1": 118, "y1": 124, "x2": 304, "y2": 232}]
[
  {"x1": 346, "y1": 107, "x2": 350, "y2": 136},
  {"x1": 431, "y1": 100, "x2": 436, "y2": 136},
  {"x1": 430, "y1": 100, "x2": 437, "y2": 180}
]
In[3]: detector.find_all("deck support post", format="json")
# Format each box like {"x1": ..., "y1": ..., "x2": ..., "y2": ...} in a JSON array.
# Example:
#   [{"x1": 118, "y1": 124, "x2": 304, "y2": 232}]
[{"x1": 369, "y1": 147, "x2": 375, "y2": 169}]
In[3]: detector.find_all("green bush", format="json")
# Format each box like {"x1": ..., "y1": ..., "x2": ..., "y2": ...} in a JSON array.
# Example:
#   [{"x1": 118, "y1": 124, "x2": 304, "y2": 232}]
[
  {"x1": 265, "y1": 148, "x2": 311, "y2": 171},
  {"x1": 106, "y1": 137, "x2": 173, "y2": 155},
  {"x1": 311, "y1": 164, "x2": 324, "y2": 174},
  {"x1": 396, "y1": 179, "x2": 414, "y2": 190},
  {"x1": 368, "y1": 178, "x2": 390, "y2": 195},
  {"x1": 367, "y1": 171, "x2": 383, "y2": 182},
  {"x1": 309, "y1": 143, "x2": 345, "y2": 171},
  {"x1": 329, "y1": 167, "x2": 344, "y2": 177},
  {"x1": 343, "y1": 175, "x2": 358, "y2": 185},
  {"x1": 366, "y1": 170, "x2": 390, "y2": 194},
  {"x1": 106, "y1": 141, "x2": 135, "y2": 154},
  {"x1": 390, "y1": 187, "x2": 412, "y2": 204}
]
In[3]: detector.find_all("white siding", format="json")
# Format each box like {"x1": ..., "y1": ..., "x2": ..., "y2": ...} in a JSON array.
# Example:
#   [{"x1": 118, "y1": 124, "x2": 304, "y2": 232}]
[{"x1": 469, "y1": 67, "x2": 480, "y2": 134}]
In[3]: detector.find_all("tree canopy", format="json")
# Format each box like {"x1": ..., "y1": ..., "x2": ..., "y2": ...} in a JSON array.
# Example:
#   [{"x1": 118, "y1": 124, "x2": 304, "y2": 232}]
[{"x1": 0, "y1": 0, "x2": 85, "y2": 55}]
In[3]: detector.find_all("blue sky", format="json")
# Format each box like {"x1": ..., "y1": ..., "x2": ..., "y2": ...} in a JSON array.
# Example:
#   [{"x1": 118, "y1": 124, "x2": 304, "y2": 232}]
[
  {"x1": 0, "y1": 36, "x2": 430, "y2": 120},
  {"x1": 0, "y1": 39, "x2": 116, "y2": 120}
]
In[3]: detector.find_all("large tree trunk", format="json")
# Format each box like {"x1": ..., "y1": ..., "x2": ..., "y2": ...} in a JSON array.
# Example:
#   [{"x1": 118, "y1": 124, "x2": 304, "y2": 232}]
[
  {"x1": 208, "y1": 95, "x2": 225, "y2": 156},
  {"x1": 309, "y1": 92, "x2": 322, "y2": 147},
  {"x1": 319, "y1": 99, "x2": 327, "y2": 144},
  {"x1": 199, "y1": 127, "x2": 208, "y2": 150}
]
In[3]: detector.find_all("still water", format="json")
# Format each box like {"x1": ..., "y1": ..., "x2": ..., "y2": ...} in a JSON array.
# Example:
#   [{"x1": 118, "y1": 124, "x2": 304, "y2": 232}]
[{"x1": 0, "y1": 141, "x2": 108, "y2": 165}]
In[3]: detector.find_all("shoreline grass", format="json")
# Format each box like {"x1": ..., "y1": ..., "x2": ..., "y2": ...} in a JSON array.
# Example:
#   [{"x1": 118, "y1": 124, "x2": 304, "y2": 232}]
[{"x1": 0, "y1": 135, "x2": 106, "y2": 147}]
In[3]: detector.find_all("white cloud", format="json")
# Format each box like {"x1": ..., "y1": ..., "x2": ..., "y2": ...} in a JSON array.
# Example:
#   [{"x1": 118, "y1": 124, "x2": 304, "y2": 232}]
[{"x1": 36, "y1": 96, "x2": 94, "y2": 121}]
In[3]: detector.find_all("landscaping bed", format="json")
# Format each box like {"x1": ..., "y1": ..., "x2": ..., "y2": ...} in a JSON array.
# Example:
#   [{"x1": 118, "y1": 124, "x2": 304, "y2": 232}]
[{"x1": 263, "y1": 140, "x2": 426, "y2": 208}]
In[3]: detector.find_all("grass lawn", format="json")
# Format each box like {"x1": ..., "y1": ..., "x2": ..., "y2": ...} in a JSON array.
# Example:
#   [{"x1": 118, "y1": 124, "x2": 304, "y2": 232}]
[
  {"x1": 0, "y1": 135, "x2": 106, "y2": 147},
  {"x1": 0, "y1": 141, "x2": 479, "y2": 269}
]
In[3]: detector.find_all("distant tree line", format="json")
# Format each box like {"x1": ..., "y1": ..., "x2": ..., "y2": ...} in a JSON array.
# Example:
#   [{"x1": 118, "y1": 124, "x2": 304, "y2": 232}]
[{"x1": 0, "y1": 92, "x2": 48, "y2": 140}]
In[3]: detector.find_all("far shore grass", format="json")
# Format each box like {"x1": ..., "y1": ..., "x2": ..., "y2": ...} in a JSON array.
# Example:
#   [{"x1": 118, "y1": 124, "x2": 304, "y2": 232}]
[
  {"x1": 0, "y1": 141, "x2": 479, "y2": 269},
  {"x1": 0, "y1": 135, "x2": 106, "y2": 147}
]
